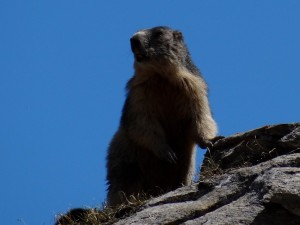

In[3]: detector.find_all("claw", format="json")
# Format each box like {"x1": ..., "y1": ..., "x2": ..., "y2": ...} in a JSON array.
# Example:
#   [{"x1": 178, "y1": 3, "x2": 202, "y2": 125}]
[
  {"x1": 155, "y1": 145, "x2": 177, "y2": 164},
  {"x1": 168, "y1": 151, "x2": 177, "y2": 164}
]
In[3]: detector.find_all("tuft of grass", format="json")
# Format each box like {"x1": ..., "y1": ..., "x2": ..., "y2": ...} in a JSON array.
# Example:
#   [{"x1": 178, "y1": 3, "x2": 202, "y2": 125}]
[
  {"x1": 55, "y1": 207, "x2": 110, "y2": 225},
  {"x1": 55, "y1": 194, "x2": 150, "y2": 225},
  {"x1": 199, "y1": 148, "x2": 223, "y2": 181}
]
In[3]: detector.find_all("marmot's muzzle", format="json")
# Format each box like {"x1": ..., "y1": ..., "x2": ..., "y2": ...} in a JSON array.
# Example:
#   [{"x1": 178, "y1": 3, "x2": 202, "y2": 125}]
[{"x1": 130, "y1": 35, "x2": 147, "y2": 62}]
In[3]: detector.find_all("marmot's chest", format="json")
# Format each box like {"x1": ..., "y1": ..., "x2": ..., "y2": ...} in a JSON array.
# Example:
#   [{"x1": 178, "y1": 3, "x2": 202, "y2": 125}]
[{"x1": 142, "y1": 80, "x2": 192, "y2": 119}]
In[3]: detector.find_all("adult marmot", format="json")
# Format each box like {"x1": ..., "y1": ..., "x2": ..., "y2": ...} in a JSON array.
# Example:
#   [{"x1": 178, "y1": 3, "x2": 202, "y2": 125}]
[{"x1": 106, "y1": 26, "x2": 217, "y2": 206}]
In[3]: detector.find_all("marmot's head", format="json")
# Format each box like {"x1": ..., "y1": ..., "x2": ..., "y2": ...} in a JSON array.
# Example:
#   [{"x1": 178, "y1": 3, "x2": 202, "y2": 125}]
[{"x1": 130, "y1": 26, "x2": 190, "y2": 72}]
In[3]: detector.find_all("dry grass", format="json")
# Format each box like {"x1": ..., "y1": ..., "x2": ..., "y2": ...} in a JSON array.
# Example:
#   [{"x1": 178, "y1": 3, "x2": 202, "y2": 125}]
[
  {"x1": 55, "y1": 194, "x2": 149, "y2": 225},
  {"x1": 199, "y1": 147, "x2": 224, "y2": 181}
]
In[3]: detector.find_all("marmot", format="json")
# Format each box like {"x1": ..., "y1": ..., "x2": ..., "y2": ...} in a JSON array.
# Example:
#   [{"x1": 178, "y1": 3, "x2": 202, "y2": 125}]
[{"x1": 106, "y1": 26, "x2": 217, "y2": 206}]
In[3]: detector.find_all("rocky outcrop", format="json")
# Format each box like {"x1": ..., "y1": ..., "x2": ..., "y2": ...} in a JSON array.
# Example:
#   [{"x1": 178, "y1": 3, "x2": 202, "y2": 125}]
[{"x1": 55, "y1": 123, "x2": 300, "y2": 225}]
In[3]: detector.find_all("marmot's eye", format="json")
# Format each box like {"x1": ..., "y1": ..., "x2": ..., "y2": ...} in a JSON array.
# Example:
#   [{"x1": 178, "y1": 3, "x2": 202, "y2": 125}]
[{"x1": 154, "y1": 31, "x2": 163, "y2": 38}]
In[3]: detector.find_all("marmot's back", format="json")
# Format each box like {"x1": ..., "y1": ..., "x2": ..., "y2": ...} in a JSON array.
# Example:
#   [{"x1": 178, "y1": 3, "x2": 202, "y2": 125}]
[{"x1": 106, "y1": 26, "x2": 217, "y2": 207}]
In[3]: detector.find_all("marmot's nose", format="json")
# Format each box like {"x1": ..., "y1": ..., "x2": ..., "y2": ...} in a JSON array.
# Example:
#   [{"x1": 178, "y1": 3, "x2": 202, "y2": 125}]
[{"x1": 130, "y1": 35, "x2": 143, "y2": 50}]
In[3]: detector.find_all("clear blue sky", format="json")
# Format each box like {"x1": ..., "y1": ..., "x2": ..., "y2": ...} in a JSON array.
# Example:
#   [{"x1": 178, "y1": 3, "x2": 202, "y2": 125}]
[{"x1": 1, "y1": 1, "x2": 299, "y2": 224}]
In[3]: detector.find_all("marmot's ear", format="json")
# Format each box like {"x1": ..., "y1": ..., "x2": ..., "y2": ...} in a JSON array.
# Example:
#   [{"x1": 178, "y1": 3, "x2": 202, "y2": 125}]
[{"x1": 173, "y1": 31, "x2": 183, "y2": 40}]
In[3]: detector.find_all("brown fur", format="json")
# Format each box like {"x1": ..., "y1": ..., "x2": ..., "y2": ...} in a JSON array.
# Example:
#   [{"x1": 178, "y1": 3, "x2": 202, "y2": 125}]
[{"x1": 106, "y1": 27, "x2": 217, "y2": 206}]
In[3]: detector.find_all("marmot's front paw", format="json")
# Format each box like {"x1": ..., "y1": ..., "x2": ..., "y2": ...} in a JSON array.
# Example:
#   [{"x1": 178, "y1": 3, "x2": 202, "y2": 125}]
[
  {"x1": 166, "y1": 150, "x2": 177, "y2": 164},
  {"x1": 211, "y1": 135, "x2": 225, "y2": 144},
  {"x1": 198, "y1": 139, "x2": 211, "y2": 149},
  {"x1": 155, "y1": 145, "x2": 177, "y2": 164},
  {"x1": 198, "y1": 136, "x2": 225, "y2": 149}
]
